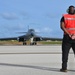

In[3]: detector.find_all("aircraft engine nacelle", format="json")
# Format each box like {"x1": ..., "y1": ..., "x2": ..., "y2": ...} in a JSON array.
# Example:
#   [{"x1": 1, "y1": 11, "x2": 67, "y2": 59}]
[
  {"x1": 33, "y1": 37, "x2": 42, "y2": 41},
  {"x1": 17, "y1": 38, "x2": 24, "y2": 42}
]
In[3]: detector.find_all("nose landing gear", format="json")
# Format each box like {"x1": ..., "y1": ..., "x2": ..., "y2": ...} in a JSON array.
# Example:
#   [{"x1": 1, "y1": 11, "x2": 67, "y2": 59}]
[
  {"x1": 30, "y1": 42, "x2": 37, "y2": 45},
  {"x1": 23, "y1": 41, "x2": 27, "y2": 45}
]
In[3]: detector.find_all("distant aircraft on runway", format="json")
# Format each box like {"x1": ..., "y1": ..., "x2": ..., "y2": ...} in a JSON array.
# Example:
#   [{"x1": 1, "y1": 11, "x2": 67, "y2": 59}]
[{"x1": 0, "y1": 29, "x2": 62, "y2": 45}]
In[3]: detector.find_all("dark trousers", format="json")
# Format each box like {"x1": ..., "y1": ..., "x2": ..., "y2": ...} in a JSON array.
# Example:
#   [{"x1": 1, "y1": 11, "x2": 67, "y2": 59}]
[{"x1": 62, "y1": 34, "x2": 75, "y2": 69}]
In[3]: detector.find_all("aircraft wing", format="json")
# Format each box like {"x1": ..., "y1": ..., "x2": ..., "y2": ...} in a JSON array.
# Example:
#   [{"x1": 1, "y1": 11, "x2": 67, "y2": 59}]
[
  {"x1": 33, "y1": 36, "x2": 62, "y2": 41},
  {"x1": 0, "y1": 37, "x2": 17, "y2": 41},
  {"x1": 0, "y1": 35, "x2": 28, "y2": 42},
  {"x1": 0, "y1": 34, "x2": 33, "y2": 42},
  {"x1": 42, "y1": 37, "x2": 62, "y2": 41}
]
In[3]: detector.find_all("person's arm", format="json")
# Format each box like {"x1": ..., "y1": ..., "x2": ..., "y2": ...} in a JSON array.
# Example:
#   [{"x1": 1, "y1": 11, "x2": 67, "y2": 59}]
[{"x1": 60, "y1": 17, "x2": 71, "y2": 37}]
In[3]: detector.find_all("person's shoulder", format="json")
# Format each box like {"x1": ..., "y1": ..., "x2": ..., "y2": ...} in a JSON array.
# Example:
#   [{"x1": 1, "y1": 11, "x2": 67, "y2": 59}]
[
  {"x1": 60, "y1": 16, "x2": 64, "y2": 22},
  {"x1": 63, "y1": 14, "x2": 68, "y2": 16},
  {"x1": 60, "y1": 13, "x2": 68, "y2": 22}
]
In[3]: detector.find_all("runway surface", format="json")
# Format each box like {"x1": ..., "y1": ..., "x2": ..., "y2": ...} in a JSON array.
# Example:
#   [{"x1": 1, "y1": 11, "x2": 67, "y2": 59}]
[{"x1": 0, "y1": 45, "x2": 75, "y2": 75}]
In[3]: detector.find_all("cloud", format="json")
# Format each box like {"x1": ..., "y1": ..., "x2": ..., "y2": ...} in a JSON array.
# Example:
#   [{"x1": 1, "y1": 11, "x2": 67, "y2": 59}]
[
  {"x1": 35, "y1": 29, "x2": 41, "y2": 32},
  {"x1": 35, "y1": 27, "x2": 53, "y2": 33},
  {"x1": 45, "y1": 13, "x2": 61, "y2": 19},
  {"x1": 1, "y1": 12, "x2": 18, "y2": 20},
  {"x1": 35, "y1": 27, "x2": 63, "y2": 37},
  {"x1": 20, "y1": 11, "x2": 30, "y2": 20},
  {"x1": 0, "y1": 23, "x2": 27, "y2": 38},
  {"x1": 43, "y1": 27, "x2": 52, "y2": 32}
]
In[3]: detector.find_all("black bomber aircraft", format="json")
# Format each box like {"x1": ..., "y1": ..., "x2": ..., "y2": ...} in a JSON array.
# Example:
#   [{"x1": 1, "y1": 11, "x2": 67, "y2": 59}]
[{"x1": 0, "y1": 29, "x2": 62, "y2": 45}]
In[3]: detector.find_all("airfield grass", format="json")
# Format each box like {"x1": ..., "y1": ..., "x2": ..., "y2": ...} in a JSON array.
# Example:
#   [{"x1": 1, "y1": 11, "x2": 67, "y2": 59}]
[
  {"x1": 0, "y1": 40, "x2": 62, "y2": 45},
  {"x1": 0, "y1": 40, "x2": 22, "y2": 45},
  {"x1": 39, "y1": 41, "x2": 62, "y2": 45}
]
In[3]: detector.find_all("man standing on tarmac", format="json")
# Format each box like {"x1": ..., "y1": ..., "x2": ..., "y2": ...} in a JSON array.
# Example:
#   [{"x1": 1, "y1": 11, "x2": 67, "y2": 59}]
[{"x1": 60, "y1": 5, "x2": 75, "y2": 72}]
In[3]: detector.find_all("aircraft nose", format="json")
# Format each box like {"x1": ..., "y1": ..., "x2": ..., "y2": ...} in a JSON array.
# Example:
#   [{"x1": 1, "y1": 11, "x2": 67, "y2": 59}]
[{"x1": 31, "y1": 33, "x2": 34, "y2": 36}]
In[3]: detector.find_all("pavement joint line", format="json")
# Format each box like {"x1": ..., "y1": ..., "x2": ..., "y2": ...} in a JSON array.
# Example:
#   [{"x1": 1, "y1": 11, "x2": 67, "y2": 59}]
[{"x1": 0, "y1": 52, "x2": 73, "y2": 55}]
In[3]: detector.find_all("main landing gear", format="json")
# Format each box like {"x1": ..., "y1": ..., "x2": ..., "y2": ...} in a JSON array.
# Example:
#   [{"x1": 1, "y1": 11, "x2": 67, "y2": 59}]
[
  {"x1": 23, "y1": 41, "x2": 27, "y2": 45},
  {"x1": 30, "y1": 42, "x2": 37, "y2": 45}
]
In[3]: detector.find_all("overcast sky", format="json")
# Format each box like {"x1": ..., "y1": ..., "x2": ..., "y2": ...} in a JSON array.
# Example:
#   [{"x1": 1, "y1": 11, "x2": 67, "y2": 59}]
[{"x1": 0, "y1": 0, "x2": 75, "y2": 38}]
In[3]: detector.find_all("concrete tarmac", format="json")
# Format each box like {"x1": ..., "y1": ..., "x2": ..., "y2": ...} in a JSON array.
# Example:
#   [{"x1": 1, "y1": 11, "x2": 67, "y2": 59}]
[{"x1": 0, "y1": 45, "x2": 75, "y2": 75}]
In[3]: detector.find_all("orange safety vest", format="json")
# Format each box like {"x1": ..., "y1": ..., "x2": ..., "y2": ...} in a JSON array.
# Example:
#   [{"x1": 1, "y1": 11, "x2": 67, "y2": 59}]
[{"x1": 63, "y1": 14, "x2": 75, "y2": 34}]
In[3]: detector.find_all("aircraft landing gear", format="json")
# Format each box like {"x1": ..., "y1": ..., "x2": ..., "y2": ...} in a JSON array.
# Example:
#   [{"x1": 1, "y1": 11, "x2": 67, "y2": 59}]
[
  {"x1": 30, "y1": 42, "x2": 37, "y2": 45},
  {"x1": 34, "y1": 42, "x2": 37, "y2": 45},
  {"x1": 23, "y1": 41, "x2": 27, "y2": 45}
]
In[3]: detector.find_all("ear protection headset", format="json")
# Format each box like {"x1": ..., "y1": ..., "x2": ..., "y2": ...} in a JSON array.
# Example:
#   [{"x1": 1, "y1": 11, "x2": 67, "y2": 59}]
[{"x1": 67, "y1": 5, "x2": 75, "y2": 13}]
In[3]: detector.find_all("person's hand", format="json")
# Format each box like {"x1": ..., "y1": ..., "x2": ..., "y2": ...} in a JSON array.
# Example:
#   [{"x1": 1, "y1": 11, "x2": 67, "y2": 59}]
[
  {"x1": 69, "y1": 34, "x2": 75, "y2": 39},
  {"x1": 71, "y1": 34, "x2": 75, "y2": 39}
]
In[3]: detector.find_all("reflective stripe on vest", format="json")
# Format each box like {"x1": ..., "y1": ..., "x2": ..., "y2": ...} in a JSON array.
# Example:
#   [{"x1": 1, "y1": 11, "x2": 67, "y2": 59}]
[
  {"x1": 66, "y1": 28, "x2": 75, "y2": 30},
  {"x1": 65, "y1": 18, "x2": 75, "y2": 20}
]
